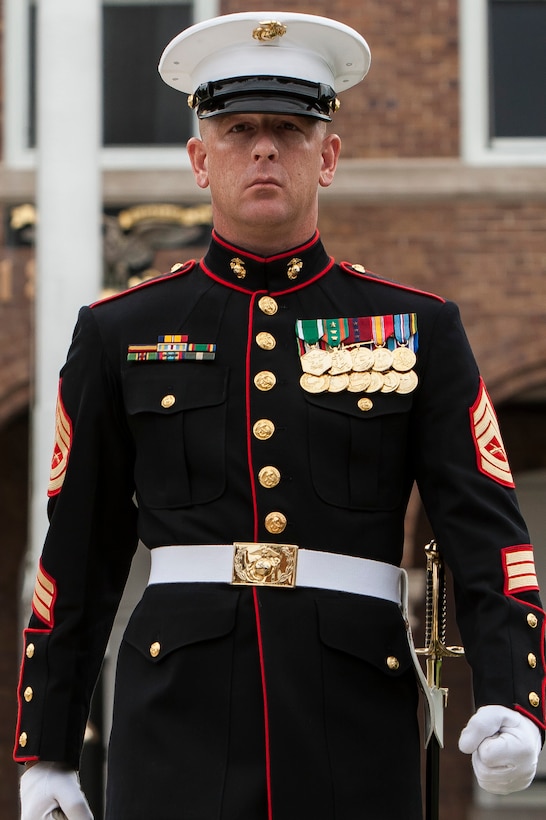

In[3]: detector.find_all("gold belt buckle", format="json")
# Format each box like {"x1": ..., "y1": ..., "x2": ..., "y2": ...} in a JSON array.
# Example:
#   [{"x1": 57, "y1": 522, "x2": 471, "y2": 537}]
[{"x1": 232, "y1": 542, "x2": 298, "y2": 588}]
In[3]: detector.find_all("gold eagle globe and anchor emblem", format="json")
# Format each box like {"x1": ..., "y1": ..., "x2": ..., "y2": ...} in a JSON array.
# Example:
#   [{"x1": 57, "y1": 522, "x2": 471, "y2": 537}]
[
  {"x1": 287, "y1": 257, "x2": 303, "y2": 280},
  {"x1": 232, "y1": 542, "x2": 298, "y2": 587},
  {"x1": 252, "y1": 21, "x2": 288, "y2": 42},
  {"x1": 230, "y1": 257, "x2": 247, "y2": 279}
]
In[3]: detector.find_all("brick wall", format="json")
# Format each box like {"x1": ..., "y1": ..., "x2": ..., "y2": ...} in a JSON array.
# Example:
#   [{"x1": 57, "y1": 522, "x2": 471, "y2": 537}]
[
  {"x1": 223, "y1": 0, "x2": 460, "y2": 158},
  {"x1": 318, "y1": 198, "x2": 546, "y2": 394}
]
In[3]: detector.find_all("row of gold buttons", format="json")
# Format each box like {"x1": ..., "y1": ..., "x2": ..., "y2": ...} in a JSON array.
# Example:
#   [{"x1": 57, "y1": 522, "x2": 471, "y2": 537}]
[
  {"x1": 18, "y1": 642, "x2": 36, "y2": 749},
  {"x1": 526, "y1": 611, "x2": 541, "y2": 709},
  {"x1": 254, "y1": 296, "x2": 286, "y2": 535}
]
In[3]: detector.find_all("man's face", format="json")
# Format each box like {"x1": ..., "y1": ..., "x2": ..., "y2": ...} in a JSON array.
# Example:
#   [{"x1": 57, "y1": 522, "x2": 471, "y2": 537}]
[{"x1": 187, "y1": 112, "x2": 340, "y2": 251}]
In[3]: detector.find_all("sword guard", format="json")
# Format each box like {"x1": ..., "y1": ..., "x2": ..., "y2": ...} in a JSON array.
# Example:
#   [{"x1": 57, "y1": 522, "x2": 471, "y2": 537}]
[{"x1": 415, "y1": 642, "x2": 465, "y2": 659}]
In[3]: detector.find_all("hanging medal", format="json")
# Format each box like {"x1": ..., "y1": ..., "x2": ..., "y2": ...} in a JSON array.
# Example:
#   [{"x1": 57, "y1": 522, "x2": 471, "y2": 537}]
[
  {"x1": 371, "y1": 314, "x2": 394, "y2": 372},
  {"x1": 328, "y1": 373, "x2": 350, "y2": 392},
  {"x1": 349, "y1": 316, "x2": 375, "y2": 371},
  {"x1": 381, "y1": 370, "x2": 401, "y2": 393},
  {"x1": 392, "y1": 313, "x2": 418, "y2": 372},
  {"x1": 396, "y1": 370, "x2": 419, "y2": 394},
  {"x1": 324, "y1": 318, "x2": 352, "y2": 375},
  {"x1": 296, "y1": 319, "x2": 332, "y2": 375},
  {"x1": 366, "y1": 371, "x2": 384, "y2": 393},
  {"x1": 300, "y1": 373, "x2": 331, "y2": 393},
  {"x1": 347, "y1": 371, "x2": 372, "y2": 392}
]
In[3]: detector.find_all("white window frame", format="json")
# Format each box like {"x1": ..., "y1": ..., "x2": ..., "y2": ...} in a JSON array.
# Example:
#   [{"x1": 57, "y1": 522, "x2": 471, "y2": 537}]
[
  {"x1": 460, "y1": 0, "x2": 546, "y2": 166},
  {"x1": 3, "y1": 0, "x2": 218, "y2": 170}
]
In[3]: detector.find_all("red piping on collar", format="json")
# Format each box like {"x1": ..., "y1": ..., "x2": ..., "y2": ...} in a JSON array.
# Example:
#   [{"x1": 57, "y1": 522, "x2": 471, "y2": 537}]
[
  {"x1": 212, "y1": 229, "x2": 320, "y2": 262},
  {"x1": 200, "y1": 257, "x2": 335, "y2": 296}
]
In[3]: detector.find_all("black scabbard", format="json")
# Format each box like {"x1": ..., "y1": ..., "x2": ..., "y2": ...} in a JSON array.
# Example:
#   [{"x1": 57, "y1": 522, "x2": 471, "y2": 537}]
[
  {"x1": 426, "y1": 735, "x2": 441, "y2": 820},
  {"x1": 417, "y1": 540, "x2": 464, "y2": 820}
]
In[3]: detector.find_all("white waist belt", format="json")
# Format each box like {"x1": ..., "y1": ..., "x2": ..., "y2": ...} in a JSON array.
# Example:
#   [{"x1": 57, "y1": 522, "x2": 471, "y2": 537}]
[
  {"x1": 146, "y1": 544, "x2": 441, "y2": 747},
  {"x1": 147, "y1": 544, "x2": 403, "y2": 605}
]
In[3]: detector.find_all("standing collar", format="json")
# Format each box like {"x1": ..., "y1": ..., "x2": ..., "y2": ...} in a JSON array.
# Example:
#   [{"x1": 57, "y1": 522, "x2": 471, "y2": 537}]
[{"x1": 201, "y1": 229, "x2": 334, "y2": 294}]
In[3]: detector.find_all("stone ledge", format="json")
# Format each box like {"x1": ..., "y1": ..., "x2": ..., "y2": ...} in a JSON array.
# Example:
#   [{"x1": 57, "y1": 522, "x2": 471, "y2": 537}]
[{"x1": 1, "y1": 159, "x2": 546, "y2": 205}]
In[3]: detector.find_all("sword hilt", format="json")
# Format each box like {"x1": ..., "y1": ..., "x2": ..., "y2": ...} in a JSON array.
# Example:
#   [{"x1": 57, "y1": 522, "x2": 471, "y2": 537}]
[{"x1": 416, "y1": 540, "x2": 464, "y2": 695}]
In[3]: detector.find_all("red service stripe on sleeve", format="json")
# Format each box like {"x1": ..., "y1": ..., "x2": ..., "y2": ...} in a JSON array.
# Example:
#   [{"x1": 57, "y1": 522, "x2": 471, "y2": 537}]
[
  {"x1": 31, "y1": 562, "x2": 57, "y2": 627},
  {"x1": 502, "y1": 545, "x2": 539, "y2": 595}
]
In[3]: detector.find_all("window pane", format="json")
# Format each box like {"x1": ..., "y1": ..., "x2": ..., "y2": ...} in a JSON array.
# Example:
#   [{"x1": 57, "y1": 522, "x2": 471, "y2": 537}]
[
  {"x1": 102, "y1": 3, "x2": 192, "y2": 146},
  {"x1": 489, "y1": 1, "x2": 546, "y2": 138},
  {"x1": 27, "y1": 1, "x2": 193, "y2": 148}
]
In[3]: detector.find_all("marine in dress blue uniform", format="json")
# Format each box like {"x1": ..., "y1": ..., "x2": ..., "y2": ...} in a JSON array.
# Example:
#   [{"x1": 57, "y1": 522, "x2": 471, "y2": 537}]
[{"x1": 15, "y1": 12, "x2": 545, "y2": 820}]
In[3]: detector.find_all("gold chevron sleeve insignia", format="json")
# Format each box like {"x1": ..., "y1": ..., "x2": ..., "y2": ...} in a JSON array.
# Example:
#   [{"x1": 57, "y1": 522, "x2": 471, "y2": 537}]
[
  {"x1": 47, "y1": 380, "x2": 73, "y2": 497},
  {"x1": 470, "y1": 378, "x2": 515, "y2": 488}
]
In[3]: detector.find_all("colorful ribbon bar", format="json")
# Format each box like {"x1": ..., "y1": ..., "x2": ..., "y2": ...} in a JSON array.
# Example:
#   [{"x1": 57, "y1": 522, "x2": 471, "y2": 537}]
[
  {"x1": 295, "y1": 314, "x2": 418, "y2": 351},
  {"x1": 127, "y1": 335, "x2": 216, "y2": 362}
]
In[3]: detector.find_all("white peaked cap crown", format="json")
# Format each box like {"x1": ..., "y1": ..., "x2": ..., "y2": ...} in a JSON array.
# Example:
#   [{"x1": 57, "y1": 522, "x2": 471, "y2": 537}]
[{"x1": 158, "y1": 11, "x2": 371, "y2": 120}]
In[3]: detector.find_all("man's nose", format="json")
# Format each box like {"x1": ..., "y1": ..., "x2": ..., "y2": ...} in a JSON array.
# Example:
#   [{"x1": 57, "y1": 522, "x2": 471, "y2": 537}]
[{"x1": 252, "y1": 132, "x2": 279, "y2": 160}]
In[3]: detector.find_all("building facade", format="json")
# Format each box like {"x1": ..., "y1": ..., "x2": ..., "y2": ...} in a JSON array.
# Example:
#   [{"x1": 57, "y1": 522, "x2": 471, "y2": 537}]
[{"x1": 1, "y1": 1, "x2": 545, "y2": 818}]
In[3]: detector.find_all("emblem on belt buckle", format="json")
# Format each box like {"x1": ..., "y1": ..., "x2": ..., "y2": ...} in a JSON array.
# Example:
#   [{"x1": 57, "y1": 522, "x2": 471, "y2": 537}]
[{"x1": 232, "y1": 542, "x2": 298, "y2": 587}]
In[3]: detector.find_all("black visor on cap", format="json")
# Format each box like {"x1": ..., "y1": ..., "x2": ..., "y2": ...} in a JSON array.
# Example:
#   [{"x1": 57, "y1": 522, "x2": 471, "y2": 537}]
[{"x1": 190, "y1": 75, "x2": 338, "y2": 121}]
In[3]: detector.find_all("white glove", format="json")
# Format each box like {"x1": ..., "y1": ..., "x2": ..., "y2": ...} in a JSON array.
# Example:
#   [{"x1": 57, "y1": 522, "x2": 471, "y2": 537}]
[
  {"x1": 458, "y1": 705, "x2": 541, "y2": 794},
  {"x1": 20, "y1": 762, "x2": 93, "y2": 820}
]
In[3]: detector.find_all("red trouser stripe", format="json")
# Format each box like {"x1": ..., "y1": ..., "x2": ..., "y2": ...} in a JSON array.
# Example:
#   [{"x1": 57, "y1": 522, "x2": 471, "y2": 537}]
[{"x1": 252, "y1": 587, "x2": 273, "y2": 820}]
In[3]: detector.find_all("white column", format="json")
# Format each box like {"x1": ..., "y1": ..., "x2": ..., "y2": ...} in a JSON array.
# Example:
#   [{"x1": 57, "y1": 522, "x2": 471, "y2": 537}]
[{"x1": 24, "y1": 0, "x2": 102, "y2": 599}]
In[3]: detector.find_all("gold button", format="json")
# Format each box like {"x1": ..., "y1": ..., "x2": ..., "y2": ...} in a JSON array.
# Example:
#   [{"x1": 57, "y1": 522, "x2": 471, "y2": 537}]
[
  {"x1": 352, "y1": 263, "x2": 366, "y2": 273},
  {"x1": 170, "y1": 262, "x2": 184, "y2": 272},
  {"x1": 19, "y1": 732, "x2": 28, "y2": 748},
  {"x1": 24, "y1": 687, "x2": 33, "y2": 703},
  {"x1": 26, "y1": 643, "x2": 35, "y2": 659},
  {"x1": 527, "y1": 613, "x2": 538, "y2": 628},
  {"x1": 256, "y1": 332, "x2": 276, "y2": 350},
  {"x1": 386, "y1": 656, "x2": 400, "y2": 671},
  {"x1": 528, "y1": 653, "x2": 537, "y2": 669},
  {"x1": 258, "y1": 296, "x2": 278, "y2": 315},
  {"x1": 258, "y1": 466, "x2": 281, "y2": 489},
  {"x1": 357, "y1": 398, "x2": 374, "y2": 412},
  {"x1": 253, "y1": 419, "x2": 275, "y2": 440},
  {"x1": 149, "y1": 642, "x2": 161, "y2": 658},
  {"x1": 265, "y1": 511, "x2": 287, "y2": 534},
  {"x1": 529, "y1": 692, "x2": 540, "y2": 708},
  {"x1": 161, "y1": 394, "x2": 176, "y2": 409},
  {"x1": 254, "y1": 371, "x2": 277, "y2": 391}
]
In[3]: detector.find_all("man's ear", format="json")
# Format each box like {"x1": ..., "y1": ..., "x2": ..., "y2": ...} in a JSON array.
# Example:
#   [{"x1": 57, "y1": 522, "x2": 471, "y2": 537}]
[
  {"x1": 186, "y1": 137, "x2": 209, "y2": 189},
  {"x1": 319, "y1": 133, "x2": 341, "y2": 188}
]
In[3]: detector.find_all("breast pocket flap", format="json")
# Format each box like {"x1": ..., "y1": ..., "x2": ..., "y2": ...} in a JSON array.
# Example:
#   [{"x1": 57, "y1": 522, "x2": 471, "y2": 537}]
[
  {"x1": 304, "y1": 389, "x2": 413, "y2": 419},
  {"x1": 122, "y1": 365, "x2": 228, "y2": 415}
]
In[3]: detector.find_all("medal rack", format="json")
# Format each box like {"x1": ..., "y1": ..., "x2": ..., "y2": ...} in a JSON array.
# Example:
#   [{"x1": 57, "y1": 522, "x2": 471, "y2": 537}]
[{"x1": 296, "y1": 314, "x2": 418, "y2": 396}]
